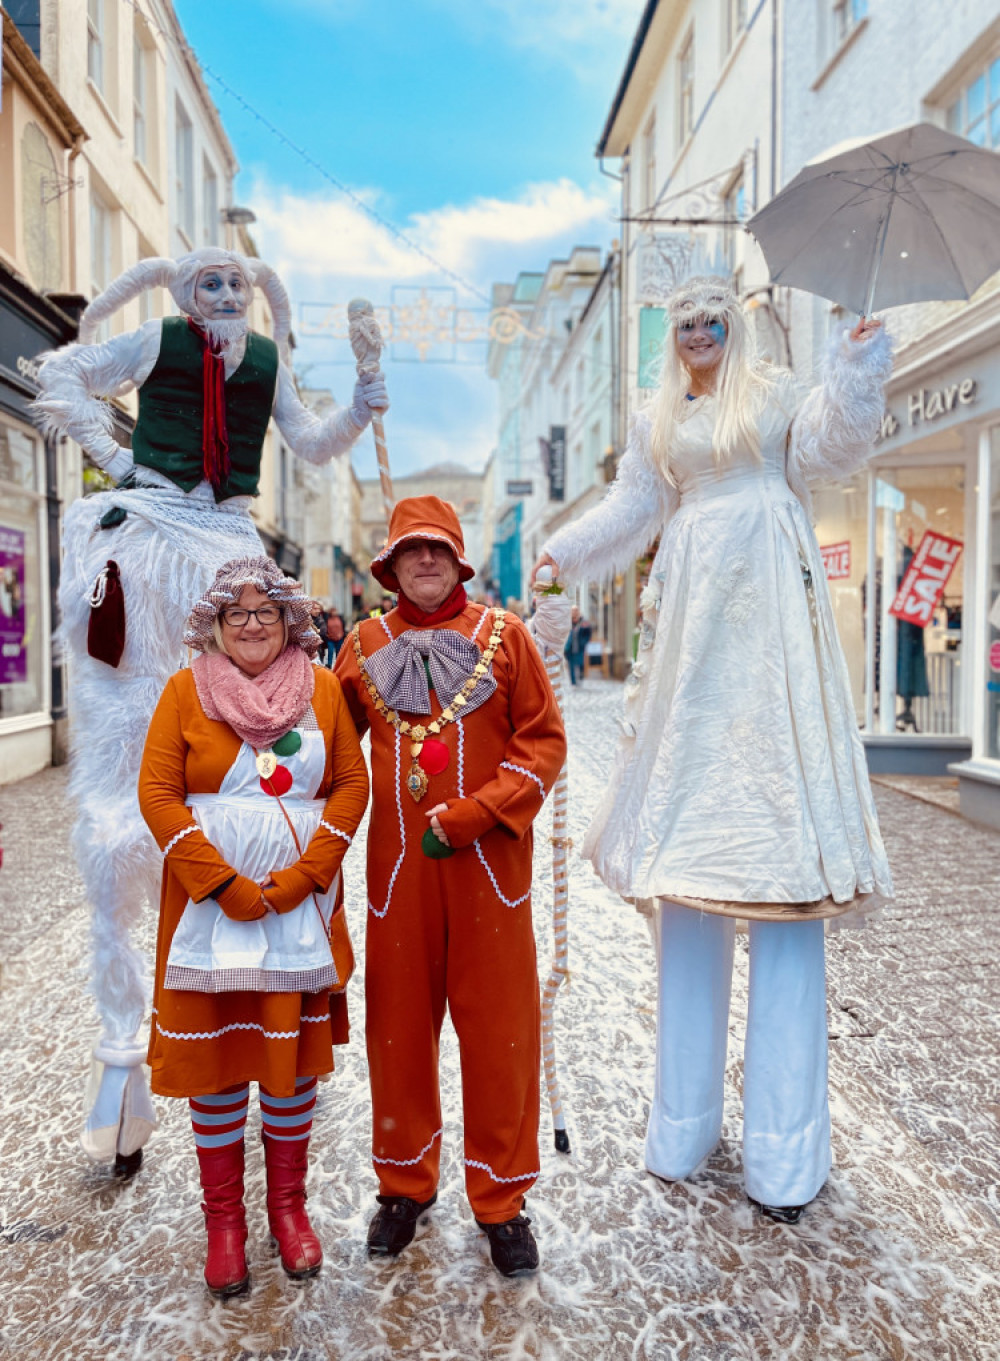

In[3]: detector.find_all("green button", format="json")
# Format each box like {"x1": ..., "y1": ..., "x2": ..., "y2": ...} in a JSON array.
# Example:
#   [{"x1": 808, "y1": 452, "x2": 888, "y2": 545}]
[
  {"x1": 421, "y1": 827, "x2": 455, "y2": 859},
  {"x1": 272, "y1": 730, "x2": 302, "y2": 757}
]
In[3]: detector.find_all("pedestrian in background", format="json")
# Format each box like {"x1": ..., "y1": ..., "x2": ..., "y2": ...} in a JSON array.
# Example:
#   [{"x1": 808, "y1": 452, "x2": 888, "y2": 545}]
[
  {"x1": 532, "y1": 275, "x2": 893, "y2": 1225},
  {"x1": 326, "y1": 611, "x2": 346, "y2": 663},
  {"x1": 563, "y1": 605, "x2": 592, "y2": 686},
  {"x1": 138, "y1": 556, "x2": 368, "y2": 1297}
]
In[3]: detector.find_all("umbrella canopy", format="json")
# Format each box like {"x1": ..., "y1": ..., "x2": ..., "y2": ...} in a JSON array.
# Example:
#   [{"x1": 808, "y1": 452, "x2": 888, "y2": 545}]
[{"x1": 747, "y1": 122, "x2": 1000, "y2": 315}]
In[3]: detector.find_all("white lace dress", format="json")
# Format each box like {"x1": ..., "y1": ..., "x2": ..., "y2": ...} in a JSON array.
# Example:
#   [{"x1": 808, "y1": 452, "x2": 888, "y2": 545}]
[{"x1": 545, "y1": 329, "x2": 895, "y2": 914}]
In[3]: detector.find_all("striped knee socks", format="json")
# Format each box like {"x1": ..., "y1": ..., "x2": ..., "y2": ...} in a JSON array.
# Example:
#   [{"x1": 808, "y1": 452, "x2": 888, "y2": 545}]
[{"x1": 259, "y1": 1077, "x2": 318, "y2": 1143}]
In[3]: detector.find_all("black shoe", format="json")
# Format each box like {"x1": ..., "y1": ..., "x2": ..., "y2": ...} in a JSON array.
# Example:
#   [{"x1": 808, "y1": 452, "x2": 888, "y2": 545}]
[
  {"x1": 748, "y1": 1196, "x2": 805, "y2": 1224},
  {"x1": 366, "y1": 1193, "x2": 437, "y2": 1257},
  {"x1": 476, "y1": 1213, "x2": 539, "y2": 1277}
]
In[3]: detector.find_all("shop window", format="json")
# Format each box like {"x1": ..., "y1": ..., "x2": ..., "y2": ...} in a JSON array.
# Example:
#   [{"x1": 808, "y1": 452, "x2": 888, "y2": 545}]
[
  {"x1": 872, "y1": 465, "x2": 966, "y2": 736},
  {"x1": 0, "y1": 423, "x2": 46, "y2": 722},
  {"x1": 812, "y1": 470, "x2": 869, "y2": 723}
]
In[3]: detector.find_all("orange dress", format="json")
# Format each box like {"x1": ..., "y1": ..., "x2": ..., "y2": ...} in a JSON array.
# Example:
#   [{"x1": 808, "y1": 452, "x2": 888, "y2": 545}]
[
  {"x1": 138, "y1": 665, "x2": 369, "y2": 1098},
  {"x1": 335, "y1": 602, "x2": 566, "y2": 1223}
]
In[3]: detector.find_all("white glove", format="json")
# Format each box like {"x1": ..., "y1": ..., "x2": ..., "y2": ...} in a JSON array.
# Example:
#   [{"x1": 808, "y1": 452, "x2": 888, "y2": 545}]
[{"x1": 349, "y1": 374, "x2": 390, "y2": 428}]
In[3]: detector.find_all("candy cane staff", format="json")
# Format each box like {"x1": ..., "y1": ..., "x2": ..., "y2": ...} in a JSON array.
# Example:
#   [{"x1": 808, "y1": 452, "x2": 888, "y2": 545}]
[
  {"x1": 531, "y1": 275, "x2": 894, "y2": 1225},
  {"x1": 31, "y1": 248, "x2": 388, "y2": 1173},
  {"x1": 348, "y1": 299, "x2": 394, "y2": 527},
  {"x1": 528, "y1": 567, "x2": 574, "y2": 1154}
]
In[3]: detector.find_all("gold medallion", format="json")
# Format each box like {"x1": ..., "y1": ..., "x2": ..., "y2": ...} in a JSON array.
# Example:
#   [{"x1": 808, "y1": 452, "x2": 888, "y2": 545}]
[
  {"x1": 256, "y1": 751, "x2": 278, "y2": 779},
  {"x1": 406, "y1": 764, "x2": 429, "y2": 802}
]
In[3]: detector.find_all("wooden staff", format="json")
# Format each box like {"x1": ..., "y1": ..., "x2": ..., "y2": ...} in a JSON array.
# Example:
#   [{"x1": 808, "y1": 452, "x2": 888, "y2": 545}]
[
  {"x1": 348, "y1": 298, "x2": 393, "y2": 528},
  {"x1": 530, "y1": 567, "x2": 573, "y2": 1153}
]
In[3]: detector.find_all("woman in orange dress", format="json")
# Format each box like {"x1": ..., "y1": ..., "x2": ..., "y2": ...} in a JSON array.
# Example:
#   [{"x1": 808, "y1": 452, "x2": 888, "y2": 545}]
[{"x1": 138, "y1": 556, "x2": 368, "y2": 1297}]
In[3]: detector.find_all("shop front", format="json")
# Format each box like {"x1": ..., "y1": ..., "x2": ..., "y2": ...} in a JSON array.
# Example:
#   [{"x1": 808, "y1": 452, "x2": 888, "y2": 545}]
[
  {"x1": 0, "y1": 264, "x2": 80, "y2": 783},
  {"x1": 810, "y1": 295, "x2": 1000, "y2": 827}
]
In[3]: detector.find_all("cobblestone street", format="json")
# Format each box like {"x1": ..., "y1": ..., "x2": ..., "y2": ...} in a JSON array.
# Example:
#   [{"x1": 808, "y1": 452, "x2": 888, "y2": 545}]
[{"x1": 1, "y1": 679, "x2": 999, "y2": 1360}]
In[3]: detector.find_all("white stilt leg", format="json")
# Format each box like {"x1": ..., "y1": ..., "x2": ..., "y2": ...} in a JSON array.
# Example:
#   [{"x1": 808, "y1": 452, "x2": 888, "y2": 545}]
[
  {"x1": 645, "y1": 901, "x2": 735, "y2": 1180},
  {"x1": 743, "y1": 919, "x2": 831, "y2": 1208}
]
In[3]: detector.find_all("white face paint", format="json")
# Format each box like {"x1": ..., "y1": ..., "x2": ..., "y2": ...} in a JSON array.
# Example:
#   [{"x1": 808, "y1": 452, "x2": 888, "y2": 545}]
[{"x1": 194, "y1": 267, "x2": 250, "y2": 322}]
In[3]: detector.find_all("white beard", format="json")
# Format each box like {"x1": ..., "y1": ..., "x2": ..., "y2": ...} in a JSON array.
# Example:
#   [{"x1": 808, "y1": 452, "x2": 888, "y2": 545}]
[{"x1": 200, "y1": 316, "x2": 251, "y2": 350}]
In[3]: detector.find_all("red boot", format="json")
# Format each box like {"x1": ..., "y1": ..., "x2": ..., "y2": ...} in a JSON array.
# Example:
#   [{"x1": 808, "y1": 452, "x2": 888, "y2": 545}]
[
  {"x1": 195, "y1": 1141, "x2": 250, "y2": 1298},
  {"x1": 262, "y1": 1134, "x2": 322, "y2": 1279}
]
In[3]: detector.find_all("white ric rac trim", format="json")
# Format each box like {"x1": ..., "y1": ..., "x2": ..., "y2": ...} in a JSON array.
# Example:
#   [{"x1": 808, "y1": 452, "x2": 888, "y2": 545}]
[
  {"x1": 465, "y1": 1157, "x2": 540, "y2": 1184},
  {"x1": 162, "y1": 824, "x2": 198, "y2": 856},
  {"x1": 469, "y1": 604, "x2": 490, "y2": 644},
  {"x1": 368, "y1": 727, "x2": 406, "y2": 919},
  {"x1": 500, "y1": 761, "x2": 546, "y2": 798},
  {"x1": 320, "y1": 821, "x2": 353, "y2": 845},
  {"x1": 460, "y1": 722, "x2": 531, "y2": 909},
  {"x1": 154, "y1": 1018, "x2": 301, "y2": 1042},
  {"x1": 372, "y1": 1126, "x2": 443, "y2": 1167}
]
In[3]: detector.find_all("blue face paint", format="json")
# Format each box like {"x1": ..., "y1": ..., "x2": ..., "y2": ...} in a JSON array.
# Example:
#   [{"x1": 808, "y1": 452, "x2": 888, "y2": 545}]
[{"x1": 706, "y1": 320, "x2": 727, "y2": 347}]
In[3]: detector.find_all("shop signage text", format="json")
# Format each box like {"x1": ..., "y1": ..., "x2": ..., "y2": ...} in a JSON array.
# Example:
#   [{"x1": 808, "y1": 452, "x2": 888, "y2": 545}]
[
  {"x1": 820, "y1": 541, "x2": 851, "y2": 579},
  {"x1": 888, "y1": 530, "x2": 963, "y2": 629},
  {"x1": 506, "y1": 480, "x2": 533, "y2": 497},
  {"x1": 877, "y1": 378, "x2": 977, "y2": 442}
]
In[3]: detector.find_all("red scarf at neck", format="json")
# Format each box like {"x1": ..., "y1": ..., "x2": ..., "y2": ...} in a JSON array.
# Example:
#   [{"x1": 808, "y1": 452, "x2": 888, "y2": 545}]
[
  {"x1": 396, "y1": 582, "x2": 467, "y2": 627},
  {"x1": 187, "y1": 318, "x2": 230, "y2": 490}
]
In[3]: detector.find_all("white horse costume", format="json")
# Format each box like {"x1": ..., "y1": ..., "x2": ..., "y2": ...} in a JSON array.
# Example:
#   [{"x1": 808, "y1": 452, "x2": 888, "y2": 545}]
[{"x1": 34, "y1": 248, "x2": 387, "y2": 1167}]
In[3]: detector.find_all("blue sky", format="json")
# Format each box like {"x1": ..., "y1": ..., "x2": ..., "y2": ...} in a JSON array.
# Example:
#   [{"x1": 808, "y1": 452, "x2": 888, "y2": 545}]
[{"x1": 171, "y1": 0, "x2": 640, "y2": 478}]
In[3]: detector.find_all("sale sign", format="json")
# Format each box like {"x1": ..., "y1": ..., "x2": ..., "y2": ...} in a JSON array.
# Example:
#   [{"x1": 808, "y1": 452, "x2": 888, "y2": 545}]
[
  {"x1": 820, "y1": 541, "x2": 851, "y2": 579},
  {"x1": 888, "y1": 531, "x2": 963, "y2": 628}
]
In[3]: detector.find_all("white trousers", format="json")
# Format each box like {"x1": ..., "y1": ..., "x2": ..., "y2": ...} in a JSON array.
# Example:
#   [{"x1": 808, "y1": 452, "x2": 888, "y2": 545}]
[{"x1": 645, "y1": 901, "x2": 831, "y2": 1208}]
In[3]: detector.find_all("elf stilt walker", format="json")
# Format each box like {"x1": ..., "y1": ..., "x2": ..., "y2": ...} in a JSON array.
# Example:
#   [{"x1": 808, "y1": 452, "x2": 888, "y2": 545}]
[{"x1": 33, "y1": 248, "x2": 388, "y2": 1170}]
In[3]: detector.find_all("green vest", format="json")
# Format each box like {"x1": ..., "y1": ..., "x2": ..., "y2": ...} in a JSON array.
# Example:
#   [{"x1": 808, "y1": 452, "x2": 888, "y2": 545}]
[{"x1": 131, "y1": 317, "x2": 279, "y2": 502}]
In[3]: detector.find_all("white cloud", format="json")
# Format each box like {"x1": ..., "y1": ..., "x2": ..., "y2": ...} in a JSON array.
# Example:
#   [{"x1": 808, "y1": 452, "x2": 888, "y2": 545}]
[
  {"x1": 430, "y1": 0, "x2": 639, "y2": 61},
  {"x1": 249, "y1": 175, "x2": 616, "y2": 292}
]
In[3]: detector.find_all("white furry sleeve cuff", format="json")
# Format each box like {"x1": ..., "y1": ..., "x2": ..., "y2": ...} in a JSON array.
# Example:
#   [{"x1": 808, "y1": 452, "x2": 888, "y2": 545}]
[
  {"x1": 788, "y1": 326, "x2": 893, "y2": 486},
  {"x1": 32, "y1": 321, "x2": 162, "y2": 483},
  {"x1": 543, "y1": 413, "x2": 676, "y2": 582},
  {"x1": 272, "y1": 366, "x2": 365, "y2": 465}
]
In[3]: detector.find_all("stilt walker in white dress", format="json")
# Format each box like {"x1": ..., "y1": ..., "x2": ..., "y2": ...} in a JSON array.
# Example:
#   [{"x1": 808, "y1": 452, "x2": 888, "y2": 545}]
[
  {"x1": 532, "y1": 275, "x2": 894, "y2": 1222},
  {"x1": 32, "y1": 248, "x2": 388, "y2": 1170}
]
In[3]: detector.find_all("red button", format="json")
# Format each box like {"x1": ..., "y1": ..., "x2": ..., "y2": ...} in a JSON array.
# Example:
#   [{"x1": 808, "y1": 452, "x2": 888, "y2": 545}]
[
  {"x1": 418, "y1": 739, "x2": 450, "y2": 775},
  {"x1": 261, "y1": 764, "x2": 293, "y2": 796}
]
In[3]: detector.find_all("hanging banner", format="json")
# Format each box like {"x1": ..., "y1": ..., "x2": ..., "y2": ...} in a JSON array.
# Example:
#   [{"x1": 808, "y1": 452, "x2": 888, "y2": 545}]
[
  {"x1": 820, "y1": 541, "x2": 851, "y2": 580},
  {"x1": 547, "y1": 426, "x2": 565, "y2": 502},
  {"x1": 0, "y1": 525, "x2": 27, "y2": 683},
  {"x1": 888, "y1": 530, "x2": 963, "y2": 629}
]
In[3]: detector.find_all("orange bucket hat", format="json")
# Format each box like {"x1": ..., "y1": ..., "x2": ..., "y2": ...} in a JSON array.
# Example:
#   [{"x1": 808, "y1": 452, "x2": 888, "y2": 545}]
[{"x1": 370, "y1": 495, "x2": 475, "y2": 592}]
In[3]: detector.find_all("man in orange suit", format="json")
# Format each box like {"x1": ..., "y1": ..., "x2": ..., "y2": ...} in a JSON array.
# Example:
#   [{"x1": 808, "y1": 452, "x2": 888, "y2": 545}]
[{"x1": 336, "y1": 496, "x2": 566, "y2": 1276}]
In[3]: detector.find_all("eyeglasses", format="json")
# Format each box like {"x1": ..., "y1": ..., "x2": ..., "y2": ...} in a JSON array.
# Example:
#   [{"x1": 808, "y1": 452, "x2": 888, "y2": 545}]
[{"x1": 221, "y1": 605, "x2": 283, "y2": 627}]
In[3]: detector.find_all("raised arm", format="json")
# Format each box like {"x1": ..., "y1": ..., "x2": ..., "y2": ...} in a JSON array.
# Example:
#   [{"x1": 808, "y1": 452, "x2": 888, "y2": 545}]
[
  {"x1": 537, "y1": 413, "x2": 676, "y2": 585},
  {"x1": 789, "y1": 321, "x2": 892, "y2": 486},
  {"x1": 32, "y1": 321, "x2": 162, "y2": 484},
  {"x1": 273, "y1": 365, "x2": 389, "y2": 466}
]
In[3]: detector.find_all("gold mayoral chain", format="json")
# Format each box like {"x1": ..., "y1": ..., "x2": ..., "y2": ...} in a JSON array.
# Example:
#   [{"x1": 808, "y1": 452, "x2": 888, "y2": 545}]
[{"x1": 352, "y1": 607, "x2": 507, "y2": 802}]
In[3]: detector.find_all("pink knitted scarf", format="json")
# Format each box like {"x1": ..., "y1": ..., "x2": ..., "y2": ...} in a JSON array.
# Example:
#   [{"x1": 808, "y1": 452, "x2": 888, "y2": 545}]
[{"x1": 192, "y1": 647, "x2": 315, "y2": 750}]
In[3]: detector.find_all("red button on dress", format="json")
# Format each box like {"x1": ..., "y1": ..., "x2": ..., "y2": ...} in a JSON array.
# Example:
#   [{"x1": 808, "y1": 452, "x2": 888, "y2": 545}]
[{"x1": 261, "y1": 764, "x2": 293, "y2": 796}]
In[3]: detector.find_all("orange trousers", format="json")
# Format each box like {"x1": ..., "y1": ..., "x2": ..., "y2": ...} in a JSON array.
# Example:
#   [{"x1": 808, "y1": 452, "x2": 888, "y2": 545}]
[{"x1": 365, "y1": 849, "x2": 541, "y2": 1223}]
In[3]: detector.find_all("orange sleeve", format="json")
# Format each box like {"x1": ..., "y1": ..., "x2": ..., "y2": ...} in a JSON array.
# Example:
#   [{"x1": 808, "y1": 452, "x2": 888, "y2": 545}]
[
  {"x1": 264, "y1": 676, "x2": 371, "y2": 913},
  {"x1": 138, "y1": 674, "x2": 250, "y2": 906},
  {"x1": 436, "y1": 616, "x2": 567, "y2": 848}
]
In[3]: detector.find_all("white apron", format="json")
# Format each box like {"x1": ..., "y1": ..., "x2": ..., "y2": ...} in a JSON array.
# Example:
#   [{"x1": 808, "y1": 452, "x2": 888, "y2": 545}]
[{"x1": 164, "y1": 731, "x2": 341, "y2": 993}]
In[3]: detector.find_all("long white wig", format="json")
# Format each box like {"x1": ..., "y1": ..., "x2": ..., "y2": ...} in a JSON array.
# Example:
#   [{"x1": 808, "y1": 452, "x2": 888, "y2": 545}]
[{"x1": 649, "y1": 275, "x2": 775, "y2": 479}]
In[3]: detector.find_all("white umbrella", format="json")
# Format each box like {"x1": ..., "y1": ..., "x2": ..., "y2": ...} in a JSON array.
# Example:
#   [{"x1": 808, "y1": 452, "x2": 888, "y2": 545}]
[{"x1": 747, "y1": 122, "x2": 1000, "y2": 316}]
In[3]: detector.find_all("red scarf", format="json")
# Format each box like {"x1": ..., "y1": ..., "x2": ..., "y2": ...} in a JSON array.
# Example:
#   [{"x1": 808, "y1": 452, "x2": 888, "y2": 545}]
[
  {"x1": 396, "y1": 582, "x2": 467, "y2": 627},
  {"x1": 187, "y1": 318, "x2": 230, "y2": 490}
]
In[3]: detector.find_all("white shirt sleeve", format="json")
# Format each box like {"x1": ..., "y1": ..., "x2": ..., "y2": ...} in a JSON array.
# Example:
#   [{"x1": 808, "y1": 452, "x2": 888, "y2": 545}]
[
  {"x1": 32, "y1": 321, "x2": 164, "y2": 483},
  {"x1": 271, "y1": 364, "x2": 365, "y2": 465}
]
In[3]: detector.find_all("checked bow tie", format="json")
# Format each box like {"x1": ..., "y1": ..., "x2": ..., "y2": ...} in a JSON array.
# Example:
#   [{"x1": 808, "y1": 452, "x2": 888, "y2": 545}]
[{"x1": 363, "y1": 627, "x2": 497, "y2": 717}]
